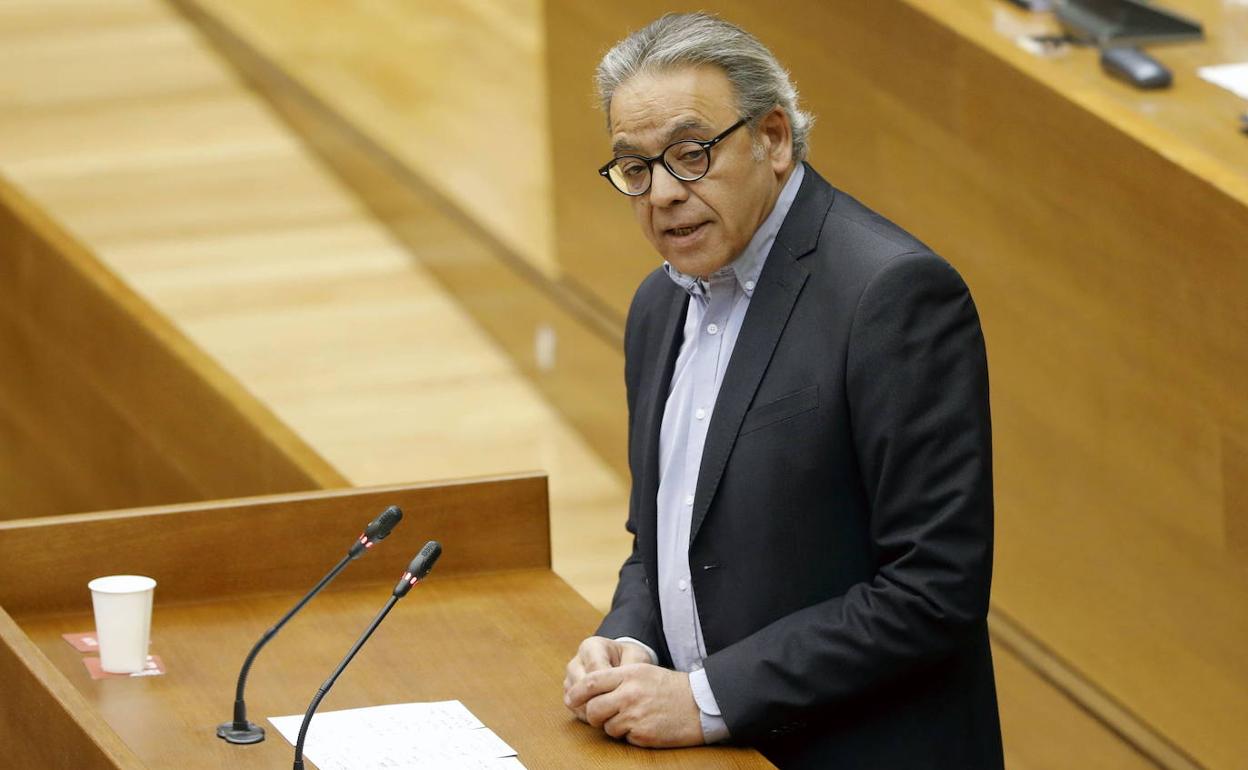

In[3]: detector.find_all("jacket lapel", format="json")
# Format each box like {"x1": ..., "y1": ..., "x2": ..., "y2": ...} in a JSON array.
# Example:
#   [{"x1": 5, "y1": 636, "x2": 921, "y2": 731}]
[{"x1": 689, "y1": 166, "x2": 833, "y2": 544}]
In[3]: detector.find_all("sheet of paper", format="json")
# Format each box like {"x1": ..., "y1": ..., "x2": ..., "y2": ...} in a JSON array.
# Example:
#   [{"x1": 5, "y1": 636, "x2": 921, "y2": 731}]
[
  {"x1": 1197, "y1": 62, "x2": 1248, "y2": 100},
  {"x1": 269, "y1": 700, "x2": 525, "y2": 769}
]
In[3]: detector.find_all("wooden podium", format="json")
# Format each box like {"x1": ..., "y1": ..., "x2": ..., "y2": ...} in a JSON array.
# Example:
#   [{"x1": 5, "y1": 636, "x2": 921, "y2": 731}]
[{"x1": 0, "y1": 474, "x2": 768, "y2": 769}]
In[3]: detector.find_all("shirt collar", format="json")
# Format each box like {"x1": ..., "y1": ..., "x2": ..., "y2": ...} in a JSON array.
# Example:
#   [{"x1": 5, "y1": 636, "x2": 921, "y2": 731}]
[{"x1": 663, "y1": 163, "x2": 805, "y2": 299}]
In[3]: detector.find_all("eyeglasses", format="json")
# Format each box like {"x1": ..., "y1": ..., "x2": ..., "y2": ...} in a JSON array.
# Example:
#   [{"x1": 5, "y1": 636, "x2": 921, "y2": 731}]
[{"x1": 598, "y1": 117, "x2": 749, "y2": 197}]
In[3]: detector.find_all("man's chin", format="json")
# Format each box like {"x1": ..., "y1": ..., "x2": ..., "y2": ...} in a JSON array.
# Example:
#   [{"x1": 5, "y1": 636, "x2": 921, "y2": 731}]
[{"x1": 663, "y1": 252, "x2": 729, "y2": 279}]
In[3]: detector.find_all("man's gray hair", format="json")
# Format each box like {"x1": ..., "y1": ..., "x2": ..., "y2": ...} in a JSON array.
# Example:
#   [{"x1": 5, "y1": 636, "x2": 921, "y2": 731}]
[{"x1": 595, "y1": 13, "x2": 813, "y2": 162}]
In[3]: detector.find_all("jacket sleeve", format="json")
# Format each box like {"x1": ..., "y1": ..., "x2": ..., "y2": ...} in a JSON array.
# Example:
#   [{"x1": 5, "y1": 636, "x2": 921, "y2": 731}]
[
  {"x1": 595, "y1": 503, "x2": 661, "y2": 650},
  {"x1": 595, "y1": 279, "x2": 663, "y2": 652},
  {"x1": 703, "y1": 251, "x2": 994, "y2": 738}
]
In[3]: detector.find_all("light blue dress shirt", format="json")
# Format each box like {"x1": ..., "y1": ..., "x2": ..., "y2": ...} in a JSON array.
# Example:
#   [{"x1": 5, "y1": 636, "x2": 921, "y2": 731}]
[{"x1": 619, "y1": 164, "x2": 804, "y2": 743}]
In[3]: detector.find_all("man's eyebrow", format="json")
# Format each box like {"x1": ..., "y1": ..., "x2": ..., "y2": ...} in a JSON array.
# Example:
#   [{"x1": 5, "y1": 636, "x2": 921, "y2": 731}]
[
  {"x1": 611, "y1": 117, "x2": 714, "y2": 156},
  {"x1": 611, "y1": 137, "x2": 641, "y2": 155},
  {"x1": 662, "y1": 117, "x2": 714, "y2": 143}
]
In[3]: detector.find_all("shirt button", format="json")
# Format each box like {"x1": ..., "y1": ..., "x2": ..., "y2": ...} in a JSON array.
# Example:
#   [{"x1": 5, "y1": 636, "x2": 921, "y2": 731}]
[
  {"x1": 706, "y1": 323, "x2": 719, "y2": 335},
  {"x1": 695, "y1": 408, "x2": 706, "y2": 420},
  {"x1": 684, "y1": 494, "x2": 694, "y2": 506},
  {"x1": 745, "y1": 280, "x2": 756, "y2": 291},
  {"x1": 678, "y1": 579, "x2": 688, "y2": 591}
]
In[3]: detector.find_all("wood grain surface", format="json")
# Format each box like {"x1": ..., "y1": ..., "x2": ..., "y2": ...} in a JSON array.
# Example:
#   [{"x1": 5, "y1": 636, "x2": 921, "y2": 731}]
[
  {"x1": 0, "y1": 476, "x2": 550, "y2": 616},
  {"x1": 164, "y1": 0, "x2": 556, "y2": 278},
  {"x1": 12, "y1": 571, "x2": 767, "y2": 769},
  {"x1": 0, "y1": 0, "x2": 634, "y2": 609},
  {"x1": 0, "y1": 606, "x2": 145, "y2": 770},
  {"x1": 164, "y1": 0, "x2": 633, "y2": 484},
  {"x1": 0, "y1": 481, "x2": 768, "y2": 769},
  {"x1": 0, "y1": 174, "x2": 346, "y2": 522}
]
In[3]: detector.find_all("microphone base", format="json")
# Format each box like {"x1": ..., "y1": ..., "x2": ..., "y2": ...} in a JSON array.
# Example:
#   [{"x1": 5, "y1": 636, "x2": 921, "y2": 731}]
[{"x1": 216, "y1": 721, "x2": 265, "y2": 744}]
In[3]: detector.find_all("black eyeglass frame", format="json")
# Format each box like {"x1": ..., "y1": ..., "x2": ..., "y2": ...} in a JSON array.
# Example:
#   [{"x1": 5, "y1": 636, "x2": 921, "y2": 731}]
[{"x1": 597, "y1": 117, "x2": 750, "y2": 197}]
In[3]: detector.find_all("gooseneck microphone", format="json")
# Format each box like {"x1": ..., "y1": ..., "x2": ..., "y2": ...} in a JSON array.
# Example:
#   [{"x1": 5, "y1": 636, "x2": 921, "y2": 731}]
[
  {"x1": 292, "y1": 541, "x2": 442, "y2": 770},
  {"x1": 216, "y1": 505, "x2": 404, "y2": 745}
]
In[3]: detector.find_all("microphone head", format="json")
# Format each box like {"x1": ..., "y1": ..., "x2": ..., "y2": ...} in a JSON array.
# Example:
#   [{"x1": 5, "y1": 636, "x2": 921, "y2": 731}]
[
  {"x1": 393, "y1": 541, "x2": 442, "y2": 598},
  {"x1": 348, "y1": 505, "x2": 403, "y2": 559},
  {"x1": 364, "y1": 505, "x2": 403, "y2": 542},
  {"x1": 409, "y1": 540, "x2": 442, "y2": 581}
]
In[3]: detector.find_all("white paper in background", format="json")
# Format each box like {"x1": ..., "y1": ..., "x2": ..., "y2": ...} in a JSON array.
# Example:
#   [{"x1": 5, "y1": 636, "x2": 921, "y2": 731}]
[
  {"x1": 268, "y1": 700, "x2": 526, "y2": 769},
  {"x1": 1197, "y1": 62, "x2": 1248, "y2": 100}
]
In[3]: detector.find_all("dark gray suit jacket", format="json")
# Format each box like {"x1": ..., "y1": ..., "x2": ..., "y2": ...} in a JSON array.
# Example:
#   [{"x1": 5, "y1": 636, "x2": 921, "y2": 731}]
[{"x1": 597, "y1": 165, "x2": 1004, "y2": 769}]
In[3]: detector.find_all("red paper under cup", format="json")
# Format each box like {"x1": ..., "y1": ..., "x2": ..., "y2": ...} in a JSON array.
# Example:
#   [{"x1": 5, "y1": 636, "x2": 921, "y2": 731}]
[{"x1": 82, "y1": 654, "x2": 166, "y2": 680}]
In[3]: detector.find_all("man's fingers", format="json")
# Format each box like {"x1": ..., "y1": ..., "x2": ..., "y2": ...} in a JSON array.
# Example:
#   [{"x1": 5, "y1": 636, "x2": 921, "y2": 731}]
[
  {"x1": 564, "y1": 658, "x2": 585, "y2": 692},
  {"x1": 618, "y1": 643, "x2": 652, "y2": 666},
  {"x1": 564, "y1": 636, "x2": 609, "y2": 717},
  {"x1": 562, "y1": 655, "x2": 584, "y2": 712},
  {"x1": 564, "y1": 639, "x2": 660, "y2": 734},
  {"x1": 585, "y1": 690, "x2": 624, "y2": 729},
  {"x1": 562, "y1": 682, "x2": 589, "y2": 722},
  {"x1": 571, "y1": 664, "x2": 704, "y2": 748},
  {"x1": 602, "y1": 711, "x2": 630, "y2": 740},
  {"x1": 577, "y1": 637, "x2": 615, "y2": 674},
  {"x1": 567, "y1": 666, "x2": 626, "y2": 710}
]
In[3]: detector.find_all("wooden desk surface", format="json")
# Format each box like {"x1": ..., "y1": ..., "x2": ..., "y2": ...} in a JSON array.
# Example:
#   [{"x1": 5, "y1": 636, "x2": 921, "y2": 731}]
[
  {"x1": 14, "y1": 569, "x2": 766, "y2": 769},
  {"x1": 910, "y1": 0, "x2": 1248, "y2": 203},
  {"x1": 0, "y1": 479, "x2": 769, "y2": 768}
]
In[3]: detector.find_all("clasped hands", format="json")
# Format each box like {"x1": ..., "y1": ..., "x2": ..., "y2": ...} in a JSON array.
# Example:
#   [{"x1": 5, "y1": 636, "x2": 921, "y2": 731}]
[{"x1": 562, "y1": 636, "x2": 705, "y2": 748}]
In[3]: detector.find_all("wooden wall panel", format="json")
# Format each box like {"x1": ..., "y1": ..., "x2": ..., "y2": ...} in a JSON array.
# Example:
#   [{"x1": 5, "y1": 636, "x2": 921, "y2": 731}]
[
  {"x1": 545, "y1": 2, "x2": 1248, "y2": 768},
  {"x1": 168, "y1": 0, "x2": 631, "y2": 479},
  {"x1": 166, "y1": 0, "x2": 556, "y2": 277},
  {"x1": 0, "y1": 175, "x2": 347, "y2": 520},
  {"x1": 0, "y1": 606, "x2": 144, "y2": 770},
  {"x1": 0, "y1": 475, "x2": 550, "y2": 616}
]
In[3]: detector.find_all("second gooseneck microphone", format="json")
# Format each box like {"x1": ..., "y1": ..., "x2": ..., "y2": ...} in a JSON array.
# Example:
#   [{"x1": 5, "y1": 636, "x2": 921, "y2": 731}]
[
  {"x1": 216, "y1": 505, "x2": 403, "y2": 745},
  {"x1": 292, "y1": 541, "x2": 442, "y2": 770}
]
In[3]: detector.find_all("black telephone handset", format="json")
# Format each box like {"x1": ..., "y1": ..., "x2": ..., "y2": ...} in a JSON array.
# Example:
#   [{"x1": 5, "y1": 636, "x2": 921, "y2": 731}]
[{"x1": 1099, "y1": 46, "x2": 1172, "y2": 89}]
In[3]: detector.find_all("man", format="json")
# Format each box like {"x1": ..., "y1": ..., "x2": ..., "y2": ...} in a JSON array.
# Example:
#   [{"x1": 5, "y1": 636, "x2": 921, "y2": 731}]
[{"x1": 563, "y1": 13, "x2": 1003, "y2": 769}]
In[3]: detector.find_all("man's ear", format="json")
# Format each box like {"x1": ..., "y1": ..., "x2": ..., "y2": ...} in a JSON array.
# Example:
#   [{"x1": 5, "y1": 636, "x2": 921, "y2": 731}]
[{"x1": 758, "y1": 106, "x2": 793, "y2": 173}]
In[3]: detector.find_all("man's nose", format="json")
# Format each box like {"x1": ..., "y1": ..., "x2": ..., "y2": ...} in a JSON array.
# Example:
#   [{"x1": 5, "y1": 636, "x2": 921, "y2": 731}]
[{"x1": 647, "y1": 162, "x2": 688, "y2": 207}]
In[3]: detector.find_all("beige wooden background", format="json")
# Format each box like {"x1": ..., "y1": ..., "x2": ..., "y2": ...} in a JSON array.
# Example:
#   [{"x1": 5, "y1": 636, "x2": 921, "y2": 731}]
[{"x1": 2, "y1": 0, "x2": 1244, "y2": 767}]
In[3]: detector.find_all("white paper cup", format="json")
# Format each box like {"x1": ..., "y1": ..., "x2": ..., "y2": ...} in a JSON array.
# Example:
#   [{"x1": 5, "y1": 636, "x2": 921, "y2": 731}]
[{"x1": 88, "y1": 575, "x2": 156, "y2": 674}]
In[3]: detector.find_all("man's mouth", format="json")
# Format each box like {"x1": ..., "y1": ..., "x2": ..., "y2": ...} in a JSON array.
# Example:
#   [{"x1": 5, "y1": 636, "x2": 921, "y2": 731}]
[{"x1": 665, "y1": 222, "x2": 707, "y2": 238}]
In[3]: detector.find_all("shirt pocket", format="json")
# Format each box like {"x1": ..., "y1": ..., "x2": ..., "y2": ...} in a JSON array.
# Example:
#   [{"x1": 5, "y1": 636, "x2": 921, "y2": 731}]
[{"x1": 738, "y1": 384, "x2": 819, "y2": 437}]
